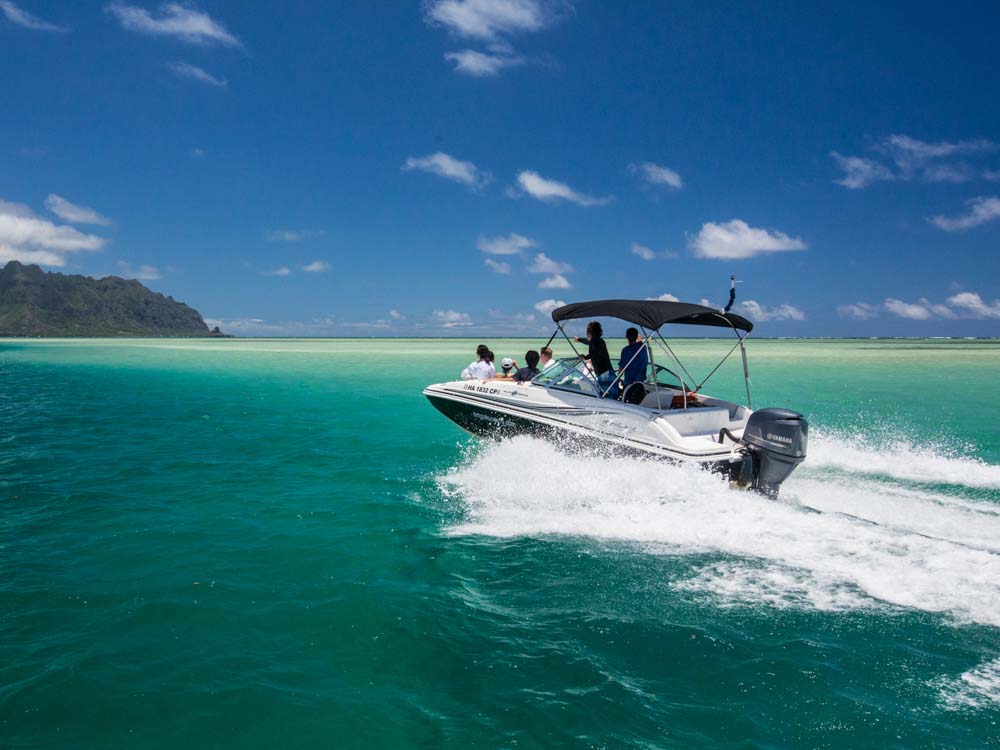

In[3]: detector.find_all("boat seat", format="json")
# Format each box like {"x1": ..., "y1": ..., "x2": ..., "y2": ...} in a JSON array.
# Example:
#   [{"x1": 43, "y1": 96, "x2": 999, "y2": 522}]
[{"x1": 656, "y1": 406, "x2": 733, "y2": 437}]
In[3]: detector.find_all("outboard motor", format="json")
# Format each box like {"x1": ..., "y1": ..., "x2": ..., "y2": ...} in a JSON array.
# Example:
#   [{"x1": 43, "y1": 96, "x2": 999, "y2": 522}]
[{"x1": 741, "y1": 408, "x2": 808, "y2": 497}]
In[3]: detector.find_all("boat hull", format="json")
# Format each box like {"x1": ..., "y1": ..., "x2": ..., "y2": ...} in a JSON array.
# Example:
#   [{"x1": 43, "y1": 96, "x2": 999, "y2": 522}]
[{"x1": 423, "y1": 381, "x2": 738, "y2": 467}]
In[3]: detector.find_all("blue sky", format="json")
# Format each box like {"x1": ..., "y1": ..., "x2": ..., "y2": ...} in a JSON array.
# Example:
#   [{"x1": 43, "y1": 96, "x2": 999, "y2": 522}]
[{"x1": 1, "y1": 0, "x2": 999, "y2": 337}]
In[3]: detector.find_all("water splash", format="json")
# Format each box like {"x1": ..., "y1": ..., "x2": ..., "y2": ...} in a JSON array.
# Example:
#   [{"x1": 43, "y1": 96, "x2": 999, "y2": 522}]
[
  {"x1": 438, "y1": 434, "x2": 1000, "y2": 627},
  {"x1": 935, "y1": 658, "x2": 1000, "y2": 711}
]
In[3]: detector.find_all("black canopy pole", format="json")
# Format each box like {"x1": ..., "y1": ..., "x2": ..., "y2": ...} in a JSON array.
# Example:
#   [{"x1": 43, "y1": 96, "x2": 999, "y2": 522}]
[
  {"x1": 543, "y1": 328, "x2": 558, "y2": 349},
  {"x1": 555, "y1": 323, "x2": 600, "y2": 389}
]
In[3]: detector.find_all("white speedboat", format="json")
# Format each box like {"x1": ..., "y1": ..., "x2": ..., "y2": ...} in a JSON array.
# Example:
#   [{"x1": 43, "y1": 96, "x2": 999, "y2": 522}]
[{"x1": 424, "y1": 299, "x2": 807, "y2": 496}]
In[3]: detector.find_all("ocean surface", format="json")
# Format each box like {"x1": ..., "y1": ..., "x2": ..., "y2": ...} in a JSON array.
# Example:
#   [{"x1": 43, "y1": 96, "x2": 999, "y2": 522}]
[{"x1": 2, "y1": 337, "x2": 999, "y2": 749}]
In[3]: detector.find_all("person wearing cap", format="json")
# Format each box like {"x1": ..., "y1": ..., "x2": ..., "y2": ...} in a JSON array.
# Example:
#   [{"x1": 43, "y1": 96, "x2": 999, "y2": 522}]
[
  {"x1": 491, "y1": 356, "x2": 518, "y2": 380},
  {"x1": 461, "y1": 344, "x2": 496, "y2": 380}
]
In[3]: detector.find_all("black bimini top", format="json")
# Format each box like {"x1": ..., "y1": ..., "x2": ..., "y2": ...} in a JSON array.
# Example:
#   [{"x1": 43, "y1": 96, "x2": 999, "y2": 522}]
[{"x1": 551, "y1": 299, "x2": 753, "y2": 333}]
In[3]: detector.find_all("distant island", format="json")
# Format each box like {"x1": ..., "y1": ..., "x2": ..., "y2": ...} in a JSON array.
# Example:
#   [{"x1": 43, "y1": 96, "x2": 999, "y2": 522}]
[{"x1": 0, "y1": 260, "x2": 228, "y2": 337}]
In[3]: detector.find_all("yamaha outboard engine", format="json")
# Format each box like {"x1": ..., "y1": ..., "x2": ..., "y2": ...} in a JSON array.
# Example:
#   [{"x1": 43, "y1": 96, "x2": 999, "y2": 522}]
[{"x1": 741, "y1": 408, "x2": 808, "y2": 497}]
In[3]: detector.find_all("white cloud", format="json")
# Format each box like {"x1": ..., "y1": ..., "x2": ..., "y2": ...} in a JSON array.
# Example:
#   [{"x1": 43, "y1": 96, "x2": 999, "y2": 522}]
[
  {"x1": 837, "y1": 302, "x2": 879, "y2": 320},
  {"x1": 946, "y1": 292, "x2": 1000, "y2": 319},
  {"x1": 631, "y1": 243, "x2": 655, "y2": 261},
  {"x1": 884, "y1": 298, "x2": 931, "y2": 320},
  {"x1": 0, "y1": 1, "x2": 67, "y2": 31},
  {"x1": 515, "y1": 170, "x2": 610, "y2": 206},
  {"x1": 263, "y1": 266, "x2": 291, "y2": 277},
  {"x1": 302, "y1": 260, "x2": 330, "y2": 273},
  {"x1": 738, "y1": 300, "x2": 805, "y2": 322},
  {"x1": 984, "y1": 169, "x2": 1000, "y2": 181},
  {"x1": 388, "y1": 309, "x2": 405, "y2": 320},
  {"x1": 402, "y1": 152, "x2": 490, "y2": 189},
  {"x1": 879, "y1": 135, "x2": 995, "y2": 174},
  {"x1": 167, "y1": 61, "x2": 226, "y2": 87},
  {"x1": 484, "y1": 258, "x2": 511, "y2": 274},
  {"x1": 477, "y1": 232, "x2": 535, "y2": 255},
  {"x1": 105, "y1": 3, "x2": 241, "y2": 47},
  {"x1": 538, "y1": 273, "x2": 571, "y2": 289},
  {"x1": 533, "y1": 298, "x2": 565, "y2": 315},
  {"x1": 445, "y1": 47, "x2": 524, "y2": 76},
  {"x1": 44, "y1": 194, "x2": 112, "y2": 226},
  {"x1": 117, "y1": 261, "x2": 161, "y2": 280},
  {"x1": 527, "y1": 252, "x2": 571, "y2": 274},
  {"x1": 928, "y1": 196, "x2": 1000, "y2": 232},
  {"x1": 265, "y1": 229, "x2": 326, "y2": 242},
  {"x1": 690, "y1": 219, "x2": 806, "y2": 260},
  {"x1": 630, "y1": 242, "x2": 678, "y2": 261},
  {"x1": 832, "y1": 135, "x2": 998, "y2": 188},
  {"x1": 424, "y1": 0, "x2": 568, "y2": 40},
  {"x1": 432, "y1": 308, "x2": 473, "y2": 327},
  {"x1": 922, "y1": 163, "x2": 976, "y2": 183},
  {"x1": 646, "y1": 293, "x2": 679, "y2": 302},
  {"x1": 0, "y1": 198, "x2": 107, "y2": 267},
  {"x1": 629, "y1": 161, "x2": 683, "y2": 189},
  {"x1": 830, "y1": 152, "x2": 895, "y2": 189}
]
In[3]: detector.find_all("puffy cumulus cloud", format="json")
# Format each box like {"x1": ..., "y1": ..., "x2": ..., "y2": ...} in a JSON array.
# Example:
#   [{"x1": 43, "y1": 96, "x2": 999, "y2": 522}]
[
  {"x1": 646, "y1": 293, "x2": 679, "y2": 302},
  {"x1": 629, "y1": 161, "x2": 683, "y2": 189},
  {"x1": 0, "y1": 198, "x2": 107, "y2": 267},
  {"x1": 0, "y1": 1, "x2": 67, "y2": 32},
  {"x1": 477, "y1": 232, "x2": 534, "y2": 255},
  {"x1": 831, "y1": 135, "x2": 997, "y2": 188},
  {"x1": 515, "y1": 170, "x2": 611, "y2": 206},
  {"x1": 738, "y1": 300, "x2": 805, "y2": 322},
  {"x1": 44, "y1": 194, "x2": 112, "y2": 226},
  {"x1": 432, "y1": 308, "x2": 473, "y2": 327},
  {"x1": 690, "y1": 219, "x2": 806, "y2": 260},
  {"x1": 631, "y1": 242, "x2": 678, "y2": 261},
  {"x1": 445, "y1": 47, "x2": 524, "y2": 76},
  {"x1": 527, "y1": 252, "x2": 571, "y2": 275},
  {"x1": 884, "y1": 298, "x2": 932, "y2": 320},
  {"x1": 116, "y1": 261, "x2": 161, "y2": 280},
  {"x1": 538, "y1": 273, "x2": 571, "y2": 289},
  {"x1": 533, "y1": 298, "x2": 565, "y2": 315},
  {"x1": 166, "y1": 61, "x2": 226, "y2": 87},
  {"x1": 402, "y1": 152, "x2": 491, "y2": 189},
  {"x1": 842, "y1": 293, "x2": 1000, "y2": 321},
  {"x1": 263, "y1": 266, "x2": 291, "y2": 277},
  {"x1": 946, "y1": 292, "x2": 1000, "y2": 319},
  {"x1": 928, "y1": 196, "x2": 1000, "y2": 232},
  {"x1": 301, "y1": 260, "x2": 330, "y2": 273},
  {"x1": 484, "y1": 258, "x2": 511, "y2": 274},
  {"x1": 424, "y1": 0, "x2": 570, "y2": 40},
  {"x1": 388, "y1": 309, "x2": 405, "y2": 320},
  {"x1": 105, "y1": 2, "x2": 242, "y2": 47},
  {"x1": 837, "y1": 302, "x2": 879, "y2": 320}
]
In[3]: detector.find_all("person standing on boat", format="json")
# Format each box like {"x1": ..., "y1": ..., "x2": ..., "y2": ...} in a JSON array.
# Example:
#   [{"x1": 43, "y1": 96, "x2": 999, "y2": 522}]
[
  {"x1": 574, "y1": 322, "x2": 617, "y2": 398},
  {"x1": 619, "y1": 328, "x2": 648, "y2": 387}
]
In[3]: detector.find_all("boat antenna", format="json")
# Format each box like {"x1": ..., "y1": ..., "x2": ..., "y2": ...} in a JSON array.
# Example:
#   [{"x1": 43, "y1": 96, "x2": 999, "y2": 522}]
[{"x1": 723, "y1": 274, "x2": 742, "y2": 312}]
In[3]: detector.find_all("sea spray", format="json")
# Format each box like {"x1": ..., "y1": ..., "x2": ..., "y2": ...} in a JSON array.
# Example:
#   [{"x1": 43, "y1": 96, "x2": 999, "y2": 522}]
[{"x1": 439, "y1": 434, "x2": 1000, "y2": 627}]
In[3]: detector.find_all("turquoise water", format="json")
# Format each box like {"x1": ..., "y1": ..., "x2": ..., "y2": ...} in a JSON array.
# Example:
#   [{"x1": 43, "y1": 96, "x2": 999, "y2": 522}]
[{"x1": 2, "y1": 338, "x2": 999, "y2": 748}]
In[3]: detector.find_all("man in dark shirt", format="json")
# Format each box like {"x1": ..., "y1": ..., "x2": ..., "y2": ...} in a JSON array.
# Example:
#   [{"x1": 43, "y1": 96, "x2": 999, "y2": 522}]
[
  {"x1": 619, "y1": 328, "x2": 648, "y2": 387},
  {"x1": 574, "y1": 321, "x2": 617, "y2": 398},
  {"x1": 513, "y1": 350, "x2": 541, "y2": 382}
]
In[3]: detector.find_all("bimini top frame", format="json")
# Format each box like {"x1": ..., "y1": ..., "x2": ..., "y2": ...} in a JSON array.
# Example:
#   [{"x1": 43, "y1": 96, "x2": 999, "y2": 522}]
[{"x1": 543, "y1": 298, "x2": 754, "y2": 411}]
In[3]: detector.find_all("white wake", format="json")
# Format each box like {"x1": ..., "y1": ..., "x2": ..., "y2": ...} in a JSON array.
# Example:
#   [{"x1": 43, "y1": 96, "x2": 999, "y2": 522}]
[{"x1": 437, "y1": 435, "x2": 1000, "y2": 628}]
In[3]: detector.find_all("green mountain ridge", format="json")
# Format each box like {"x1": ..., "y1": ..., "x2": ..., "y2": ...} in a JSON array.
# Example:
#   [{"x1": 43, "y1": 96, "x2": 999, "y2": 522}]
[{"x1": 0, "y1": 261, "x2": 220, "y2": 337}]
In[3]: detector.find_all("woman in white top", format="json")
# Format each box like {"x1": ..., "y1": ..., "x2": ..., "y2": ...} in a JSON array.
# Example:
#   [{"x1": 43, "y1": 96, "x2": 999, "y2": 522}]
[{"x1": 461, "y1": 345, "x2": 497, "y2": 380}]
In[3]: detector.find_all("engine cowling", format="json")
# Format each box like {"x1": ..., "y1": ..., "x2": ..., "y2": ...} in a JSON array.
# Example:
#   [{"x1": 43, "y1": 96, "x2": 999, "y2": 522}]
[{"x1": 741, "y1": 408, "x2": 808, "y2": 497}]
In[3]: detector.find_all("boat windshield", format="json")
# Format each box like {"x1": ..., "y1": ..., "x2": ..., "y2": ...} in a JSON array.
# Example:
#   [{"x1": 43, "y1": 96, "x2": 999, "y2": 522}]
[{"x1": 532, "y1": 358, "x2": 600, "y2": 397}]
